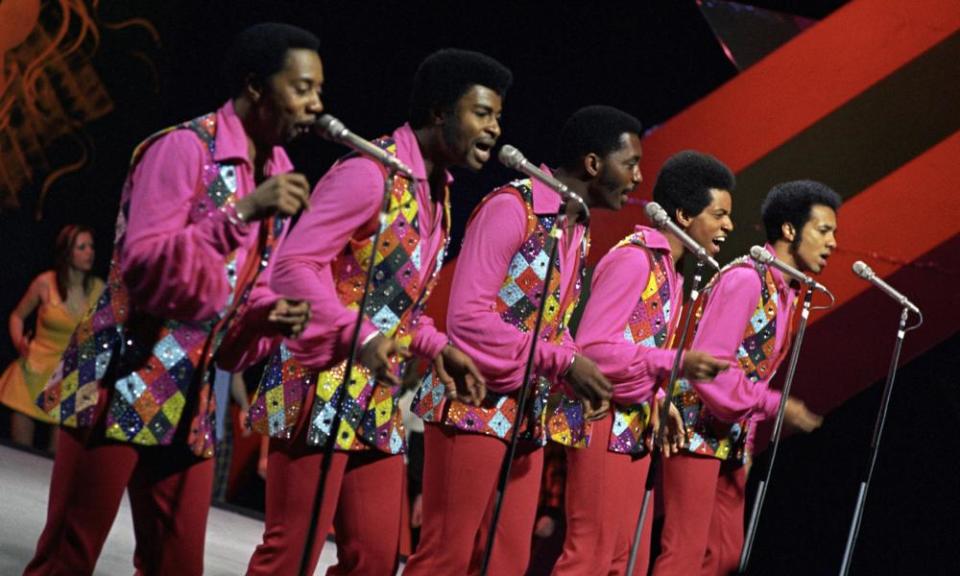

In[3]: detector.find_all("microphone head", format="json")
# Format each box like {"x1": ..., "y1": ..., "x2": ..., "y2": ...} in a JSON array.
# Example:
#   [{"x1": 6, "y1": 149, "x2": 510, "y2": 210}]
[
  {"x1": 644, "y1": 201, "x2": 669, "y2": 227},
  {"x1": 750, "y1": 245, "x2": 773, "y2": 264},
  {"x1": 498, "y1": 145, "x2": 525, "y2": 170},
  {"x1": 852, "y1": 260, "x2": 873, "y2": 279},
  {"x1": 315, "y1": 114, "x2": 346, "y2": 142}
]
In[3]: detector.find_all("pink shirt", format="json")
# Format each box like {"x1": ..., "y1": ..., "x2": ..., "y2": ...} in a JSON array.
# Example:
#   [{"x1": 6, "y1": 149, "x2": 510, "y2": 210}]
[
  {"x1": 688, "y1": 244, "x2": 798, "y2": 422},
  {"x1": 120, "y1": 100, "x2": 293, "y2": 322},
  {"x1": 268, "y1": 123, "x2": 450, "y2": 371},
  {"x1": 447, "y1": 169, "x2": 586, "y2": 395},
  {"x1": 576, "y1": 226, "x2": 683, "y2": 405}
]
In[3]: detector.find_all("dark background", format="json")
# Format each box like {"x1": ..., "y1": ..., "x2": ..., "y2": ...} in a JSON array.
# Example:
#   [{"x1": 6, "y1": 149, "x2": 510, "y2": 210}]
[{"x1": 4, "y1": 1, "x2": 958, "y2": 574}]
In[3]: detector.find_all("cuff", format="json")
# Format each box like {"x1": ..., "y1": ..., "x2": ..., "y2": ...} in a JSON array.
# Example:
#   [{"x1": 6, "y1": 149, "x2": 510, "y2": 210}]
[
  {"x1": 759, "y1": 389, "x2": 783, "y2": 420},
  {"x1": 646, "y1": 347, "x2": 682, "y2": 378},
  {"x1": 211, "y1": 204, "x2": 255, "y2": 253},
  {"x1": 538, "y1": 341, "x2": 576, "y2": 386},
  {"x1": 410, "y1": 328, "x2": 449, "y2": 361}
]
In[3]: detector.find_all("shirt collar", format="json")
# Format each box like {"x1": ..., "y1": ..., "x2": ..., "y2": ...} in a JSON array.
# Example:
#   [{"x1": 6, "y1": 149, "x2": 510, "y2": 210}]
[
  {"x1": 635, "y1": 225, "x2": 671, "y2": 252},
  {"x1": 762, "y1": 243, "x2": 794, "y2": 294},
  {"x1": 393, "y1": 123, "x2": 454, "y2": 186},
  {"x1": 530, "y1": 165, "x2": 565, "y2": 215},
  {"x1": 215, "y1": 100, "x2": 294, "y2": 175}
]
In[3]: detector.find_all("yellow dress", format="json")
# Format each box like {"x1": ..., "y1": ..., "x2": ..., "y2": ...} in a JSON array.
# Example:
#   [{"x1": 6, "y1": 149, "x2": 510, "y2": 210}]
[{"x1": 0, "y1": 275, "x2": 104, "y2": 422}]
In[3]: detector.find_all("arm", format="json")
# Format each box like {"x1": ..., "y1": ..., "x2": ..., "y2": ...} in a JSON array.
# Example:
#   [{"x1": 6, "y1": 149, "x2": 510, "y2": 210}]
[
  {"x1": 687, "y1": 267, "x2": 781, "y2": 422},
  {"x1": 8, "y1": 272, "x2": 48, "y2": 356},
  {"x1": 216, "y1": 218, "x2": 309, "y2": 372},
  {"x1": 446, "y1": 193, "x2": 575, "y2": 394},
  {"x1": 271, "y1": 157, "x2": 384, "y2": 371},
  {"x1": 409, "y1": 314, "x2": 450, "y2": 361},
  {"x1": 576, "y1": 248, "x2": 677, "y2": 405},
  {"x1": 216, "y1": 274, "x2": 285, "y2": 372},
  {"x1": 121, "y1": 131, "x2": 255, "y2": 321}
]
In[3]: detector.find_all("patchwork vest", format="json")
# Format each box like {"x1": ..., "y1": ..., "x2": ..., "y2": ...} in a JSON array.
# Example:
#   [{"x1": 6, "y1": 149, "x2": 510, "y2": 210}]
[
  {"x1": 248, "y1": 138, "x2": 450, "y2": 454},
  {"x1": 413, "y1": 179, "x2": 589, "y2": 446},
  {"x1": 38, "y1": 113, "x2": 279, "y2": 457},
  {"x1": 671, "y1": 257, "x2": 793, "y2": 463},
  {"x1": 605, "y1": 230, "x2": 679, "y2": 455}
]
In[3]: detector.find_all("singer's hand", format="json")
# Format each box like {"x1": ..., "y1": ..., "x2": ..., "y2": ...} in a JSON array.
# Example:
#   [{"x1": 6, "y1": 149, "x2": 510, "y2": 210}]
[
  {"x1": 234, "y1": 173, "x2": 311, "y2": 221},
  {"x1": 681, "y1": 350, "x2": 729, "y2": 381},
  {"x1": 266, "y1": 298, "x2": 311, "y2": 338},
  {"x1": 582, "y1": 398, "x2": 610, "y2": 421},
  {"x1": 650, "y1": 397, "x2": 687, "y2": 457},
  {"x1": 783, "y1": 397, "x2": 823, "y2": 433},
  {"x1": 433, "y1": 345, "x2": 486, "y2": 406},
  {"x1": 564, "y1": 354, "x2": 613, "y2": 411},
  {"x1": 357, "y1": 333, "x2": 408, "y2": 388}
]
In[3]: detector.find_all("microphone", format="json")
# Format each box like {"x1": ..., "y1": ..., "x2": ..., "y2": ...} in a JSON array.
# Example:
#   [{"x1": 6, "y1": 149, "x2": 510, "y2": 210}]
[
  {"x1": 498, "y1": 145, "x2": 590, "y2": 222},
  {"x1": 315, "y1": 114, "x2": 416, "y2": 179},
  {"x1": 749, "y1": 246, "x2": 828, "y2": 292},
  {"x1": 852, "y1": 261, "x2": 920, "y2": 314},
  {"x1": 645, "y1": 202, "x2": 719, "y2": 270}
]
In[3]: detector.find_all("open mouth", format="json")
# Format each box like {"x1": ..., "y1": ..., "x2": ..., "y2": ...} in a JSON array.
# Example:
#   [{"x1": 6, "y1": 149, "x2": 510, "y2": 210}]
[
  {"x1": 710, "y1": 236, "x2": 727, "y2": 254},
  {"x1": 473, "y1": 140, "x2": 494, "y2": 163}
]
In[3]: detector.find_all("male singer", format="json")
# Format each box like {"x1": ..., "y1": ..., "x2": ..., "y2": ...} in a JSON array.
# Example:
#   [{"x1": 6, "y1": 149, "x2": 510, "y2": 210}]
[
  {"x1": 653, "y1": 179, "x2": 840, "y2": 576},
  {"x1": 405, "y1": 105, "x2": 644, "y2": 575},
  {"x1": 225, "y1": 49, "x2": 513, "y2": 576},
  {"x1": 553, "y1": 151, "x2": 735, "y2": 575}
]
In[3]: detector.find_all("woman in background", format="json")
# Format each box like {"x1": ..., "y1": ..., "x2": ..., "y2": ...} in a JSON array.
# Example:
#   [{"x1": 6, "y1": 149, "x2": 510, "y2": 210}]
[{"x1": 0, "y1": 224, "x2": 103, "y2": 450}]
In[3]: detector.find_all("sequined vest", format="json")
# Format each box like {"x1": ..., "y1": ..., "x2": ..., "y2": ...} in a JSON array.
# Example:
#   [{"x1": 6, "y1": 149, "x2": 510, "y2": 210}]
[
  {"x1": 671, "y1": 257, "x2": 782, "y2": 463},
  {"x1": 248, "y1": 138, "x2": 450, "y2": 454},
  {"x1": 600, "y1": 230, "x2": 679, "y2": 454},
  {"x1": 413, "y1": 179, "x2": 589, "y2": 445},
  {"x1": 37, "y1": 113, "x2": 279, "y2": 457}
]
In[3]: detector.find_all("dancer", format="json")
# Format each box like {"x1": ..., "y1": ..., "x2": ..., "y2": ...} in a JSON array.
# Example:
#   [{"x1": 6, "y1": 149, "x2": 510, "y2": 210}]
[{"x1": 1, "y1": 225, "x2": 103, "y2": 452}]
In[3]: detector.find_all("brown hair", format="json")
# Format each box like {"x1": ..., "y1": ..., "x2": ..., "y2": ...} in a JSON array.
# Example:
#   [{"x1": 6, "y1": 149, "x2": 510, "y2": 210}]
[{"x1": 54, "y1": 224, "x2": 95, "y2": 301}]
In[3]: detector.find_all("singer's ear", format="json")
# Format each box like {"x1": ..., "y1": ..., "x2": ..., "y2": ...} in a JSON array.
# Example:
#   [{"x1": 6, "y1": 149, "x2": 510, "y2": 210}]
[
  {"x1": 244, "y1": 74, "x2": 264, "y2": 103},
  {"x1": 676, "y1": 207, "x2": 692, "y2": 228},
  {"x1": 430, "y1": 106, "x2": 449, "y2": 127},
  {"x1": 781, "y1": 222, "x2": 796, "y2": 242},
  {"x1": 583, "y1": 152, "x2": 601, "y2": 177}
]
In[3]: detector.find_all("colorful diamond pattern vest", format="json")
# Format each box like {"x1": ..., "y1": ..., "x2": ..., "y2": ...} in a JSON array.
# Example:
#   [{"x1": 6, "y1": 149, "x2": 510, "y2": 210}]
[
  {"x1": 414, "y1": 179, "x2": 589, "y2": 446},
  {"x1": 671, "y1": 257, "x2": 778, "y2": 463},
  {"x1": 38, "y1": 113, "x2": 279, "y2": 457},
  {"x1": 248, "y1": 138, "x2": 450, "y2": 454},
  {"x1": 604, "y1": 230, "x2": 676, "y2": 455}
]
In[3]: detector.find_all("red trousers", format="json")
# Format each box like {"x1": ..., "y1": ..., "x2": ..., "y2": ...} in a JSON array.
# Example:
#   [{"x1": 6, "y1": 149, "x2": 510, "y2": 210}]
[
  {"x1": 24, "y1": 422, "x2": 214, "y2": 576},
  {"x1": 651, "y1": 453, "x2": 746, "y2": 576},
  {"x1": 402, "y1": 423, "x2": 544, "y2": 576},
  {"x1": 552, "y1": 413, "x2": 653, "y2": 576},
  {"x1": 245, "y1": 390, "x2": 404, "y2": 576}
]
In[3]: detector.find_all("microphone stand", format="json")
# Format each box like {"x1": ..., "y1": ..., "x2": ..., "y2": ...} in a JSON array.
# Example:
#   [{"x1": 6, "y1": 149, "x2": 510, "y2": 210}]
[
  {"x1": 738, "y1": 285, "x2": 818, "y2": 573},
  {"x1": 297, "y1": 169, "x2": 398, "y2": 576},
  {"x1": 625, "y1": 258, "x2": 708, "y2": 575},
  {"x1": 480, "y1": 208, "x2": 567, "y2": 576},
  {"x1": 838, "y1": 306, "x2": 923, "y2": 576}
]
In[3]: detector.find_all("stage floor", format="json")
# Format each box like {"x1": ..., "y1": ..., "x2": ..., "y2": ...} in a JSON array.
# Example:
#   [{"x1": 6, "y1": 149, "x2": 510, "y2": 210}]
[{"x1": 0, "y1": 443, "x2": 373, "y2": 575}]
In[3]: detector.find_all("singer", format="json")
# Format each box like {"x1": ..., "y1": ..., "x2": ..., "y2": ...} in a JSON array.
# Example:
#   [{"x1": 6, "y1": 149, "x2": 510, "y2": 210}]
[
  {"x1": 28, "y1": 23, "x2": 321, "y2": 576},
  {"x1": 553, "y1": 151, "x2": 734, "y2": 576},
  {"x1": 230, "y1": 49, "x2": 511, "y2": 576},
  {"x1": 651, "y1": 180, "x2": 841, "y2": 576},
  {"x1": 405, "y1": 105, "x2": 643, "y2": 575}
]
